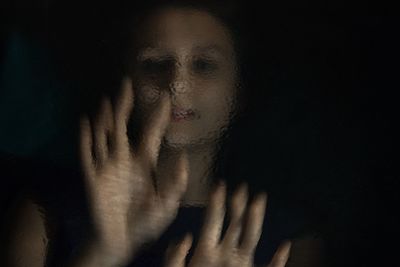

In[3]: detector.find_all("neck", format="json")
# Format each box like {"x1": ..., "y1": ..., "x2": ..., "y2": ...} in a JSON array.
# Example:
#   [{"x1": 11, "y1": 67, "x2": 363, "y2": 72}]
[{"x1": 158, "y1": 142, "x2": 218, "y2": 207}]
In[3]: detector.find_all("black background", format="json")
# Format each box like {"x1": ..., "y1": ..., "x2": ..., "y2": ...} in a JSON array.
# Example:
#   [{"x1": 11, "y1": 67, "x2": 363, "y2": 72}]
[{"x1": 1, "y1": 1, "x2": 398, "y2": 266}]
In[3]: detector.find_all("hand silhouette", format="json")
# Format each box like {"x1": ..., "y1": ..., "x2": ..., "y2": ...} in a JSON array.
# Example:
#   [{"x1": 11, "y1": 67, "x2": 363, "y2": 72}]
[
  {"x1": 164, "y1": 183, "x2": 291, "y2": 267},
  {"x1": 79, "y1": 78, "x2": 188, "y2": 266}
]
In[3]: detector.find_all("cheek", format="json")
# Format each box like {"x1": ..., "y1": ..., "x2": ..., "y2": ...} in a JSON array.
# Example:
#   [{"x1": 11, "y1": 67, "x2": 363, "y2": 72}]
[
  {"x1": 194, "y1": 81, "x2": 236, "y2": 135},
  {"x1": 135, "y1": 78, "x2": 163, "y2": 112},
  {"x1": 195, "y1": 78, "x2": 236, "y2": 115}
]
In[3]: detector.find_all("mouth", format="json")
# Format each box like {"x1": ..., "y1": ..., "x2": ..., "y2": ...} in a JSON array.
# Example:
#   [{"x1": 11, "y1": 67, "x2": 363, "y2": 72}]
[{"x1": 171, "y1": 107, "x2": 196, "y2": 122}]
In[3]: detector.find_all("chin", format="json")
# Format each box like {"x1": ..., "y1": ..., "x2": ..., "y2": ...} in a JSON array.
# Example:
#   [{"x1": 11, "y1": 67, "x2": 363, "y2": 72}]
[
  {"x1": 164, "y1": 123, "x2": 223, "y2": 149},
  {"x1": 164, "y1": 133, "x2": 195, "y2": 149},
  {"x1": 164, "y1": 133, "x2": 218, "y2": 150}
]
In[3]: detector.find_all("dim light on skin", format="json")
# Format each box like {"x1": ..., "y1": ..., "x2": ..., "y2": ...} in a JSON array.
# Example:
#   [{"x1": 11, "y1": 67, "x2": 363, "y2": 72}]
[
  {"x1": 132, "y1": 7, "x2": 239, "y2": 149},
  {"x1": 129, "y1": 7, "x2": 240, "y2": 206},
  {"x1": 74, "y1": 7, "x2": 241, "y2": 257},
  {"x1": 6, "y1": 6, "x2": 323, "y2": 267}
]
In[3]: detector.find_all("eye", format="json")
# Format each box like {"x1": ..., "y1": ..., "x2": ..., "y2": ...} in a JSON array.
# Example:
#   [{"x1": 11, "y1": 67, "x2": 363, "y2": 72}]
[
  {"x1": 139, "y1": 59, "x2": 174, "y2": 75},
  {"x1": 192, "y1": 59, "x2": 218, "y2": 74}
]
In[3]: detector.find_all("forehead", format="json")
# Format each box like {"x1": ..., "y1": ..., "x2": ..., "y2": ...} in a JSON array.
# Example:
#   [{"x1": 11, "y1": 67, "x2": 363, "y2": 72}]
[{"x1": 137, "y1": 8, "x2": 234, "y2": 53}]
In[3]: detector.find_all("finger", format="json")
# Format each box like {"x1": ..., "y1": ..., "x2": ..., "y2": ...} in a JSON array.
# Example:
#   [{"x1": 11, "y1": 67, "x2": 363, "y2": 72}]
[
  {"x1": 198, "y1": 182, "x2": 226, "y2": 248},
  {"x1": 266, "y1": 241, "x2": 292, "y2": 267},
  {"x1": 164, "y1": 234, "x2": 193, "y2": 267},
  {"x1": 159, "y1": 150, "x2": 189, "y2": 211},
  {"x1": 80, "y1": 115, "x2": 95, "y2": 181},
  {"x1": 221, "y1": 183, "x2": 248, "y2": 249},
  {"x1": 138, "y1": 93, "x2": 171, "y2": 170},
  {"x1": 114, "y1": 77, "x2": 134, "y2": 157},
  {"x1": 94, "y1": 98, "x2": 113, "y2": 165},
  {"x1": 239, "y1": 193, "x2": 267, "y2": 255}
]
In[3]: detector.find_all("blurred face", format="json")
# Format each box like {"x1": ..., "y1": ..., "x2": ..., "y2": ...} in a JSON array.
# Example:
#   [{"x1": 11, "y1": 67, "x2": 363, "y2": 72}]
[{"x1": 131, "y1": 7, "x2": 238, "y2": 148}]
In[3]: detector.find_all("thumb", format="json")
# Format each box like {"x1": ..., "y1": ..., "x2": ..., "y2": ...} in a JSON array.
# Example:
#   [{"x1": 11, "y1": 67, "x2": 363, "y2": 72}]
[
  {"x1": 159, "y1": 149, "x2": 189, "y2": 209},
  {"x1": 164, "y1": 233, "x2": 193, "y2": 267},
  {"x1": 266, "y1": 240, "x2": 292, "y2": 267}
]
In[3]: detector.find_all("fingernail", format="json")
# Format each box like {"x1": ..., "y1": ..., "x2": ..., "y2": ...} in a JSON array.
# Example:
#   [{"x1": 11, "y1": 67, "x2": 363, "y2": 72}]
[
  {"x1": 237, "y1": 182, "x2": 248, "y2": 194},
  {"x1": 282, "y1": 240, "x2": 292, "y2": 256},
  {"x1": 218, "y1": 181, "x2": 227, "y2": 192},
  {"x1": 255, "y1": 192, "x2": 268, "y2": 207},
  {"x1": 211, "y1": 180, "x2": 225, "y2": 197},
  {"x1": 213, "y1": 180, "x2": 223, "y2": 188},
  {"x1": 182, "y1": 234, "x2": 193, "y2": 247}
]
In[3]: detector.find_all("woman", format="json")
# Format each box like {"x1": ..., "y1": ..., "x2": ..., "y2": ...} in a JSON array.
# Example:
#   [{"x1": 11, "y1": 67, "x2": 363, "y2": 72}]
[
  {"x1": 6, "y1": 1, "x2": 324, "y2": 267},
  {"x1": 73, "y1": 1, "x2": 324, "y2": 266}
]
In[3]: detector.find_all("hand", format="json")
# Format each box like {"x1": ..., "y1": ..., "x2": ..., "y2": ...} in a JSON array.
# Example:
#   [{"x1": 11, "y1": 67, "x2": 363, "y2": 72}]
[
  {"x1": 79, "y1": 78, "x2": 188, "y2": 266},
  {"x1": 164, "y1": 183, "x2": 291, "y2": 267}
]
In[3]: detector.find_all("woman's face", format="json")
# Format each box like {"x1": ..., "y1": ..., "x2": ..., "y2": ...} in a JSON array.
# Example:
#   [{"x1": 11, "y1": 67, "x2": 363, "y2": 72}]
[{"x1": 131, "y1": 7, "x2": 238, "y2": 148}]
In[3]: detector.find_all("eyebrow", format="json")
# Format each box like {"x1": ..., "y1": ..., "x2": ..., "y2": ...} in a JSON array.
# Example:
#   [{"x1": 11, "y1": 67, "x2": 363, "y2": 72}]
[
  {"x1": 136, "y1": 44, "x2": 231, "y2": 61},
  {"x1": 192, "y1": 45, "x2": 228, "y2": 58},
  {"x1": 136, "y1": 47, "x2": 171, "y2": 61}
]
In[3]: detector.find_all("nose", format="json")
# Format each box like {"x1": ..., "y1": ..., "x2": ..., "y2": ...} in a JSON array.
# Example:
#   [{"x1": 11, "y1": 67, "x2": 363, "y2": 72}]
[{"x1": 170, "y1": 68, "x2": 189, "y2": 94}]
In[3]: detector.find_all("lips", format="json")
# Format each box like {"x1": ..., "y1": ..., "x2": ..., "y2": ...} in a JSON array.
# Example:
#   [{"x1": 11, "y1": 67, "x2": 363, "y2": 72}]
[{"x1": 171, "y1": 107, "x2": 195, "y2": 122}]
